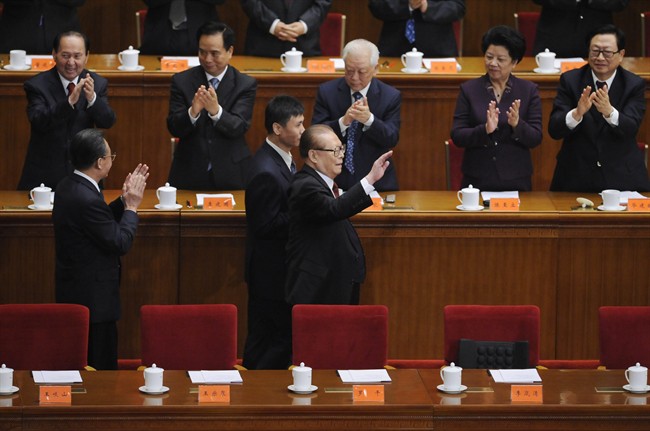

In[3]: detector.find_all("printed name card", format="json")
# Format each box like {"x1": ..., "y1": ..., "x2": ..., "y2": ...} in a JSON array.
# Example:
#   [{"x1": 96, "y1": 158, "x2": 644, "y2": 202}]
[
  {"x1": 626, "y1": 198, "x2": 650, "y2": 212},
  {"x1": 490, "y1": 198, "x2": 520, "y2": 211},
  {"x1": 352, "y1": 385, "x2": 384, "y2": 402},
  {"x1": 39, "y1": 385, "x2": 72, "y2": 404},
  {"x1": 307, "y1": 60, "x2": 335, "y2": 73},
  {"x1": 31, "y1": 58, "x2": 56, "y2": 71},
  {"x1": 429, "y1": 61, "x2": 457, "y2": 74},
  {"x1": 560, "y1": 61, "x2": 587, "y2": 73},
  {"x1": 198, "y1": 385, "x2": 230, "y2": 403},
  {"x1": 161, "y1": 58, "x2": 189, "y2": 72},
  {"x1": 203, "y1": 197, "x2": 233, "y2": 211},
  {"x1": 511, "y1": 384, "x2": 543, "y2": 403},
  {"x1": 363, "y1": 197, "x2": 383, "y2": 212}
]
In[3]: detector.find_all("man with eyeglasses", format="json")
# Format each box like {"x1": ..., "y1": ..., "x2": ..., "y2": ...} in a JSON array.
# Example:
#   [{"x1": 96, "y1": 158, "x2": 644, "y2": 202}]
[
  {"x1": 549, "y1": 24, "x2": 649, "y2": 193},
  {"x1": 285, "y1": 124, "x2": 392, "y2": 305},
  {"x1": 312, "y1": 39, "x2": 400, "y2": 192},
  {"x1": 18, "y1": 31, "x2": 116, "y2": 191},
  {"x1": 167, "y1": 21, "x2": 257, "y2": 190},
  {"x1": 53, "y1": 128, "x2": 149, "y2": 370}
]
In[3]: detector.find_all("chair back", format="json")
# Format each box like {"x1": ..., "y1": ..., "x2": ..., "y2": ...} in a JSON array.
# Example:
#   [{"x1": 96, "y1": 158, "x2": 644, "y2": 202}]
[
  {"x1": 642, "y1": 13, "x2": 650, "y2": 57},
  {"x1": 452, "y1": 19, "x2": 464, "y2": 57},
  {"x1": 141, "y1": 304, "x2": 237, "y2": 370},
  {"x1": 320, "y1": 13, "x2": 346, "y2": 56},
  {"x1": 292, "y1": 305, "x2": 388, "y2": 369},
  {"x1": 514, "y1": 11, "x2": 540, "y2": 56},
  {"x1": 136, "y1": 9, "x2": 147, "y2": 47},
  {"x1": 444, "y1": 305, "x2": 540, "y2": 366},
  {"x1": 444, "y1": 139, "x2": 464, "y2": 191},
  {"x1": 0, "y1": 304, "x2": 89, "y2": 370},
  {"x1": 599, "y1": 306, "x2": 650, "y2": 369}
]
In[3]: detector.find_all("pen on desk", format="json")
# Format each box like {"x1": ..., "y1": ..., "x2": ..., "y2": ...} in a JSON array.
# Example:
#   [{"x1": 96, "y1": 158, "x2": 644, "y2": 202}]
[{"x1": 186, "y1": 200, "x2": 192, "y2": 208}]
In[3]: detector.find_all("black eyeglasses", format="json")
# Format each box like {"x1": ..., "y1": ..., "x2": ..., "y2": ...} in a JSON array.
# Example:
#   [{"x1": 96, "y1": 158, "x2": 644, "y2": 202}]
[
  {"x1": 589, "y1": 48, "x2": 621, "y2": 59},
  {"x1": 313, "y1": 146, "x2": 346, "y2": 157},
  {"x1": 101, "y1": 153, "x2": 117, "y2": 161}
]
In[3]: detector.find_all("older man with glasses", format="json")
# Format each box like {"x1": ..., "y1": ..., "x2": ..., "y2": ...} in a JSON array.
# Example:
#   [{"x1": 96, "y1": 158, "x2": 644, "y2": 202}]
[{"x1": 548, "y1": 24, "x2": 649, "y2": 193}]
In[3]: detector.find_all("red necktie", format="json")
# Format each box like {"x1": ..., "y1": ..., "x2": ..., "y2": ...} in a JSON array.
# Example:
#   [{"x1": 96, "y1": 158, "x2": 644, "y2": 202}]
[
  {"x1": 332, "y1": 183, "x2": 340, "y2": 198},
  {"x1": 67, "y1": 82, "x2": 75, "y2": 96}
]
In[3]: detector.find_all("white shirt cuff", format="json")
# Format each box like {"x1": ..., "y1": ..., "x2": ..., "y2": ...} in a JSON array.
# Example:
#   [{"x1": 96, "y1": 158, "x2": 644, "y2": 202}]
[
  {"x1": 604, "y1": 108, "x2": 619, "y2": 126},
  {"x1": 300, "y1": 20, "x2": 308, "y2": 34},
  {"x1": 566, "y1": 109, "x2": 582, "y2": 129},
  {"x1": 360, "y1": 178, "x2": 375, "y2": 195},
  {"x1": 188, "y1": 106, "x2": 200, "y2": 124},
  {"x1": 269, "y1": 19, "x2": 280, "y2": 35},
  {"x1": 87, "y1": 92, "x2": 97, "y2": 107},
  {"x1": 208, "y1": 105, "x2": 223, "y2": 122}
]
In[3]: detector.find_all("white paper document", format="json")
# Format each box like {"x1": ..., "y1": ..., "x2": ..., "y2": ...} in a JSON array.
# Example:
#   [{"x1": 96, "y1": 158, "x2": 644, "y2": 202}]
[
  {"x1": 481, "y1": 191, "x2": 519, "y2": 201},
  {"x1": 32, "y1": 370, "x2": 83, "y2": 384},
  {"x1": 160, "y1": 56, "x2": 200, "y2": 67},
  {"x1": 329, "y1": 58, "x2": 345, "y2": 69},
  {"x1": 618, "y1": 191, "x2": 647, "y2": 204},
  {"x1": 338, "y1": 369, "x2": 392, "y2": 383},
  {"x1": 196, "y1": 193, "x2": 236, "y2": 207},
  {"x1": 489, "y1": 368, "x2": 542, "y2": 383},
  {"x1": 188, "y1": 370, "x2": 243, "y2": 384}
]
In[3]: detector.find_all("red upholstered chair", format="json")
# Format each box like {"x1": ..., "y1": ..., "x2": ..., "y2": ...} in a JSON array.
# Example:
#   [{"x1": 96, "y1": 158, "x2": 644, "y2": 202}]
[
  {"x1": 140, "y1": 304, "x2": 237, "y2": 370},
  {"x1": 642, "y1": 13, "x2": 650, "y2": 57},
  {"x1": 0, "y1": 304, "x2": 89, "y2": 370},
  {"x1": 514, "y1": 11, "x2": 540, "y2": 56},
  {"x1": 599, "y1": 306, "x2": 650, "y2": 369},
  {"x1": 444, "y1": 139, "x2": 464, "y2": 191},
  {"x1": 444, "y1": 305, "x2": 540, "y2": 367},
  {"x1": 135, "y1": 9, "x2": 147, "y2": 47},
  {"x1": 319, "y1": 12, "x2": 346, "y2": 56},
  {"x1": 292, "y1": 305, "x2": 388, "y2": 369}
]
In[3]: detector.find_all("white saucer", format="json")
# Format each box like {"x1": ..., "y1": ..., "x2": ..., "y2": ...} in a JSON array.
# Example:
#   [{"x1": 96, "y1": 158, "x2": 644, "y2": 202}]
[
  {"x1": 139, "y1": 385, "x2": 169, "y2": 394},
  {"x1": 401, "y1": 67, "x2": 429, "y2": 74},
  {"x1": 28, "y1": 204, "x2": 53, "y2": 211},
  {"x1": 3, "y1": 64, "x2": 30, "y2": 71},
  {"x1": 623, "y1": 384, "x2": 650, "y2": 394},
  {"x1": 597, "y1": 205, "x2": 625, "y2": 211},
  {"x1": 456, "y1": 204, "x2": 484, "y2": 211},
  {"x1": 281, "y1": 67, "x2": 307, "y2": 73},
  {"x1": 288, "y1": 384, "x2": 318, "y2": 394},
  {"x1": 533, "y1": 67, "x2": 560, "y2": 74},
  {"x1": 118, "y1": 65, "x2": 145, "y2": 71},
  {"x1": 0, "y1": 386, "x2": 19, "y2": 395},
  {"x1": 154, "y1": 203, "x2": 182, "y2": 210},
  {"x1": 437, "y1": 384, "x2": 467, "y2": 394}
]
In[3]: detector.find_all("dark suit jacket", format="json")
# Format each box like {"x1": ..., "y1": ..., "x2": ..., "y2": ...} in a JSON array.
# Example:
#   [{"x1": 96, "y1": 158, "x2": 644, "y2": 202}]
[
  {"x1": 53, "y1": 173, "x2": 139, "y2": 324},
  {"x1": 245, "y1": 142, "x2": 293, "y2": 301},
  {"x1": 451, "y1": 74, "x2": 543, "y2": 191},
  {"x1": 18, "y1": 67, "x2": 116, "y2": 191},
  {"x1": 368, "y1": 0, "x2": 465, "y2": 57},
  {"x1": 285, "y1": 165, "x2": 372, "y2": 305},
  {"x1": 241, "y1": 0, "x2": 332, "y2": 57},
  {"x1": 532, "y1": 0, "x2": 628, "y2": 58},
  {"x1": 167, "y1": 65, "x2": 257, "y2": 190},
  {"x1": 312, "y1": 77, "x2": 401, "y2": 191},
  {"x1": 0, "y1": 0, "x2": 85, "y2": 54},
  {"x1": 549, "y1": 65, "x2": 649, "y2": 192},
  {"x1": 139, "y1": 0, "x2": 224, "y2": 56}
]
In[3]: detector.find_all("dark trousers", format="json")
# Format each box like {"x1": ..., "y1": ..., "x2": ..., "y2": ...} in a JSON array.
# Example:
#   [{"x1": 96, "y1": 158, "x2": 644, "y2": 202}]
[
  {"x1": 242, "y1": 297, "x2": 292, "y2": 370},
  {"x1": 88, "y1": 321, "x2": 118, "y2": 370}
]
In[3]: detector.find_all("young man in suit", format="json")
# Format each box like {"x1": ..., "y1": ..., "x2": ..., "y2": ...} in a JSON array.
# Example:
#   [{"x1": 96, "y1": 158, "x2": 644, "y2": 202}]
[
  {"x1": 312, "y1": 39, "x2": 401, "y2": 191},
  {"x1": 53, "y1": 128, "x2": 148, "y2": 370},
  {"x1": 285, "y1": 125, "x2": 392, "y2": 305},
  {"x1": 243, "y1": 95, "x2": 304, "y2": 370},
  {"x1": 549, "y1": 25, "x2": 649, "y2": 192},
  {"x1": 18, "y1": 31, "x2": 116, "y2": 191},
  {"x1": 167, "y1": 21, "x2": 257, "y2": 190}
]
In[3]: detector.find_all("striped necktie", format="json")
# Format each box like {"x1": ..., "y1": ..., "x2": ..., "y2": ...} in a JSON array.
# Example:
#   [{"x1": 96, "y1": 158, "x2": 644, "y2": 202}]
[{"x1": 345, "y1": 92, "x2": 363, "y2": 175}]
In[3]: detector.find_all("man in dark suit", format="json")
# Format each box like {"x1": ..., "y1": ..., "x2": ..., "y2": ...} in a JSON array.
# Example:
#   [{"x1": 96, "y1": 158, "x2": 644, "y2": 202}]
[
  {"x1": 368, "y1": 0, "x2": 465, "y2": 57},
  {"x1": 312, "y1": 39, "x2": 401, "y2": 191},
  {"x1": 549, "y1": 25, "x2": 649, "y2": 193},
  {"x1": 241, "y1": 0, "x2": 332, "y2": 57},
  {"x1": 167, "y1": 21, "x2": 257, "y2": 190},
  {"x1": 139, "y1": 0, "x2": 224, "y2": 56},
  {"x1": 53, "y1": 128, "x2": 148, "y2": 370},
  {"x1": 243, "y1": 95, "x2": 304, "y2": 370},
  {"x1": 533, "y1": 0, "x2": 628, "y2": 58},
  {"x1": 18, "y1": 31, "x2": 116, "y2": 191},
  {"x1": 285, "y1": 125, "x2": 392, "y2": 305}
]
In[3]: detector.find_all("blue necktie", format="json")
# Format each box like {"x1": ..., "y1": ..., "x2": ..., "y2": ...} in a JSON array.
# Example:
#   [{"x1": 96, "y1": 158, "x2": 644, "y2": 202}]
[
  {"x1": 345, "y1": 91, "x2": 363, "y2": 175},
  {"x1": 290, "y1": 161, "x2": 296, "y2": 174},
  {"x1": 209, "y1": 77, "x2": 219, "y2": 91},
  {"x1": 405, "y1": 18, "x2": 416, "y2": 44}
]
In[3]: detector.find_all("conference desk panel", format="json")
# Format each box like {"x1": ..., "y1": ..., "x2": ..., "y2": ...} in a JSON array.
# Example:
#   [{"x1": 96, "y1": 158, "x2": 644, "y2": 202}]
[{"x1": 2, "y1": 56, "x2": 650, "y2": 192}]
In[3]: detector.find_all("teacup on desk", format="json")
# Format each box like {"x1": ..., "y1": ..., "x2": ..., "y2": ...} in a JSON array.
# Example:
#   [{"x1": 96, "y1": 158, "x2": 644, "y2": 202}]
[
  {"x1": 143, "y1": 364, "x2": 164, "y2": 392},
  {"x1": 401, "y1": 48, "x2": 424, "y2": 72},
  {"x1": 601, "y1": 189, "x2": 621, "y2": 210},
  {"x1": 440, "y1": 362, "x2": 462, "y2": 392},
  {"x1": 457, "y1": 185, "x2": 480, "y2": 209},
  {"x1": 156, "y1": 182, "x2": 177, "y2": 209},
  {"x1": 30, "y1": 183, "x2": 52, "y2": 209},
  {"x1": 9, "y1": 50, "x2": 26, "y2": 68},
  {"x1": 292, "y1": 362, "x2": 312, "y2": 391},
  {"x1": 625, "y1": 362, "x2": 648, "y2": 392},
  {"x1": 0, "y1": 364, "x2": 13, "y2": 393},
  {"x1": 118, "y1": 45, "x2": 140, "y2": 70},
  {"x1": 280, "y1": 47, "x2": 303, "y2": 71},
  {"x1": 535, "y1": 48, "x2": 556, "y2": 71}
]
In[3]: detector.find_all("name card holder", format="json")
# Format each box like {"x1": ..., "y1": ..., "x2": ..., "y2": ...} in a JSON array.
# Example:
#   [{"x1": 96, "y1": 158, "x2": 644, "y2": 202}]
[
  {"x1": 203, "y1": 197, "x2": 233, "y2": 211},
  {"x1": 560, "y1": 61, "x2": 587, "y2": 73},
  {"x1": 39, "y1": 385, "x2": 72, "y2": 404},
  {"x1": 161, "y1": 59, "x2": 189, "y2": 72},
  {"x1": 626, "y1": 198, "x2": 650, "y2": 212},
  {"x1": 352, "y1": 385, "x2": 384, "y2": 402},
  {"x1": 363, "y1": 197, "x2": 383, "y2": 212},
  {"x1": 490, "y1": 198, "x2": 520, "y2": 211},
  {"x1": 32, "y1": 59, "x2": 55, "y2": 71},
  {"x1": 429, "y1": 62, "x2": 457, "y2": 74},
  {"x1": 307, "y1": 60, "x2": 335, "y2": 73},
  {"x1": 511, "y1": 384, "x2": 543, "y2": 403},
  {"x1": 198, "y1": 385, "x2": 230, "y2": 403}
]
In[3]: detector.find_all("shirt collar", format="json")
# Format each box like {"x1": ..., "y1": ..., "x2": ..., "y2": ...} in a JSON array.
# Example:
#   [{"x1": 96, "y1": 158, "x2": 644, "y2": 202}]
[
  {"x1": 205, "y1": 65, "x2": 228, "y2": 84},
  {"x1": 58, "y1": 73, "x2": 79, "y2": 92},
  {"x1": 74, "y1": 170, "x2": 101, "y2": 193},
  {"x1": 314, "y1": 169, "x2": 335, "y2": 192},
  {"x1": 265, "y1": 138, "x2": 294, "y2": 171},
  {"x1": 591, "y1": 69, "x2": 617, "y2": 89},
  {"x1": 351, "y1": 81, "x2": 372, "y2": 100}
]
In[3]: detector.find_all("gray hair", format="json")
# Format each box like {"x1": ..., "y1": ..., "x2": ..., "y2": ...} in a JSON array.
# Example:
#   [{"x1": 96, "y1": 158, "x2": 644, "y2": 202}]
[{"x1": 342, "y1": 39, "x2": 379, "y2": 67}]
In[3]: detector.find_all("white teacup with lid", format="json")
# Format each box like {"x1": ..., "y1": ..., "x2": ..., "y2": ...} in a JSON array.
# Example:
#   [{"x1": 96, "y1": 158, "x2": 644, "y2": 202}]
[
  {"x1": 292, "y1": 362, "x2": 312, "y2": 391},
  {"x1": 401, "y1": 48, "x2": 424, "y2": 72},
  {"x1": 9, "y1": 50, "x2": 26, "y2": 68},
  {"x1": 625, "y1": 362, "x2": 648, "y2": 391},
  {"x1": 0, "y1": 364, "x2": 13, "y2": 393},
  {"x1": 457, "y1": 184, "x2": 480, "y2": 209},
  {"x1": 156, "y1": 182, "x2": 177, "y2": 208},
  {"x1": 535, "y1": 48, "x2": 556, "y2": 71},
  {"x1": 118, "y1": 45, "x2": 140, "y2": 70},
  {"x1": 30, "y1": 183, "x2": 52, "y2": 208},
  {"x1": 440, "y1": 362, "x2": 462, "y2": 392},
  {"x1": 281, "y1": 47, "x2": 303, "y2": 71},
  {"x1": 143, "y1": 363, "x2": 164, "y2": 392}
]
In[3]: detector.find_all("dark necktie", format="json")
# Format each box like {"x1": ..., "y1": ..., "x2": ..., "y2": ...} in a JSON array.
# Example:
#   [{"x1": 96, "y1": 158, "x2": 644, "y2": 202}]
[
  {"x1": 67, "y1": 82, "x2": 75, "y2": 96},
  {"x1": 345, "y1": 91, "x2": 363, "y2": 175},
  {"x1": 405, "y1": 18, "x2": 416, "y2": 44},
  {"x1": 332, "y1": 182, "x2": 340, "y2": 198},
  {"x1": 290, "y1": 161, "x2": 296, "y2": 175},
  {"x1": 596, "y1": 81, "x2": 607, "y2": 90}
]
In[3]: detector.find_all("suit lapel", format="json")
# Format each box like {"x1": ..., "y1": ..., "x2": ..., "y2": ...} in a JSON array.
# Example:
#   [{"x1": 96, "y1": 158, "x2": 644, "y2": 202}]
[
  {"x1": 337, "y1": 78, "x2": 352, "y2": 116},
  {"x1": 216, "y1": 66, "x2": 235, "y2": 108},
  {"x1": 263, "y1": 143, "x2": 293, "y2": 183},
  {"x1": 303, "y1": 165, "x2": 331, "y2": 194}
]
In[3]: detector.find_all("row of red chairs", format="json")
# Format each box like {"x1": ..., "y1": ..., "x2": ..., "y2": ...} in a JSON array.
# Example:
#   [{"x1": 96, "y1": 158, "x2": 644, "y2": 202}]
[{"x1": 0, "y1": 303, "x2": 647, "y2": 370}]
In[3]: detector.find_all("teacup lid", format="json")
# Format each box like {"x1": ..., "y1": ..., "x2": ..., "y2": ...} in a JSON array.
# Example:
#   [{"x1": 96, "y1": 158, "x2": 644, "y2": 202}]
[
  {"x1": 538, "y1": 48, "x2": 555, "y2": 57},
  {"x1": 122, "y1": 45, "x2": 140, "y2": 54},
  {"x1": 146, "y1": 363, "x2": 164, "y2": 372},
  {"x1": 462, "y1": 184, "x2": 478, "y2": 192},
  {"x1": 446, "y1": 362, "x2": 462, "y2": 372},
  {"x1": 0, "y1": 363, "x2": 9, "y2": 371},
  {"x1": 295, "y1": 362, "x2": 311, "y2": 371},
  {"x1": 32, "y1": 183, "x2": 51, "y2": 192},
  {"x1": 285, "y1": 47, "x2": 302, "y2": 56},
  {"x1": 405, "y1": 47, "x2": 423, "y2": 57},
  {"x1": 158, "y1": 182, "x2": 176, "y2": 192},
  {"x1": 629, "y1": 362, "x2": 647, "y2": 371}
]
